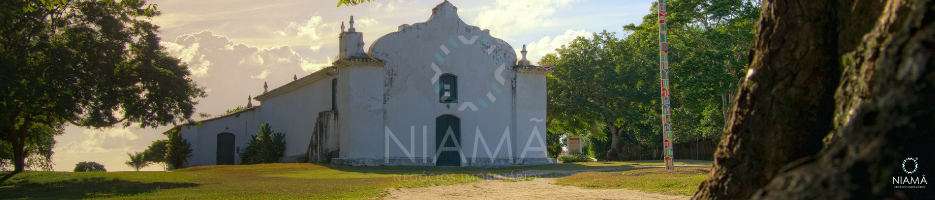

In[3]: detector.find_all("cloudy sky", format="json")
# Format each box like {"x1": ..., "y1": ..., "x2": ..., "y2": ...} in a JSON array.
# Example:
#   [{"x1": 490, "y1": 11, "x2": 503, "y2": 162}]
[{"x1": 52, "y1": 0, "x2": 658, "y2": 171}]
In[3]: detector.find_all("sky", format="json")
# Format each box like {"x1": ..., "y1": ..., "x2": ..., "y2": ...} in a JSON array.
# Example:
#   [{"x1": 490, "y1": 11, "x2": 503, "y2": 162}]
[{"x1": 51, "y1": 0, "x2": 658, "y2": 171}]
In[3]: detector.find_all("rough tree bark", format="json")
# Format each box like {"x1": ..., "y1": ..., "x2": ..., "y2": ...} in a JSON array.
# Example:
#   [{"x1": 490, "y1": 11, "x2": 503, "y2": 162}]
[
  {"x1": 752, "y1": 0, "x2": 935, "y2": 198},
  {"x1": 693, "y1": 0, "x2": 887, "y2": 199}
]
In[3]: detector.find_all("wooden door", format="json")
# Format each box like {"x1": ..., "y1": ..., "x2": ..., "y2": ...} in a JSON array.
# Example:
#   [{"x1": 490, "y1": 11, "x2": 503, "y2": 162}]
[
  {"x1": 217, "y1": 133, "x2": 235, "y2": 165},
  {"x1": 435, "y1": 115, "x2": 461, "y2": 166}
]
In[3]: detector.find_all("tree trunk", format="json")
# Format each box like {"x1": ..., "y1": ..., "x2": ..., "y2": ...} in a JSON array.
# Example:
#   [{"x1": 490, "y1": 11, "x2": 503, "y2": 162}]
[
  {"x1": 693, "y1": 0, "x2": 887, "y2": 199},
  {"x1": 608, "y1": 126, "x2": 621, "y2": 161},
  {"x1": 752, "y1": 0, "x2": 935, "y2": 198},
  {"x1": 11, "y1": 134, "x2": 25, "y2": 172},
  {"x1": 10, "y1": 118, "x2": 31, "y2": 173}
]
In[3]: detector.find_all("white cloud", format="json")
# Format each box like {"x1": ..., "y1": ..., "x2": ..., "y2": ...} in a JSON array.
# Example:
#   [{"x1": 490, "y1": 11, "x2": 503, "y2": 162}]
[
  {"x1": 368, "y1": 0, "x2": 401, "y2": 12},
  {"x1": 274, "y1": 15, "x2": 339, "y2": 52},
  {"x1": 61, "y1": 127, "x2": 140, "y2": 154},
  {"x1": 164, "y1": 42, "x2": 211, "y2": 77},
  {"x1": 301, "y1": 56, "x2": 333, "y2": 73},
  {"x1": 523, "y1": 29, "x2": 592, "y2": 64},
  {"x1": 289, "y1": 15, "x2": 327, "y2": 41},
  {"x1": 251, "y1": 69, "x2": 271, "y2": 79},
  {"x1": 355, "y1": 18, "x2": 380, "y2": 29},
  {"x1": 158, "y1": 30, "x2": 325, "y2": 119},
  {"x1": 161, "y1": 31, "x2": 315, "y2": 78},
  {"x1": 472, "y1": 0, "x2": 582, "y2": 41}
]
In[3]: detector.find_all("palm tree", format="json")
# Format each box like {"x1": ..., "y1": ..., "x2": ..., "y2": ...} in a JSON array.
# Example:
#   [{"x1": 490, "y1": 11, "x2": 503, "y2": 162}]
[{"x1": 125, "y1": 152, "x2": 150, "y2": 171}]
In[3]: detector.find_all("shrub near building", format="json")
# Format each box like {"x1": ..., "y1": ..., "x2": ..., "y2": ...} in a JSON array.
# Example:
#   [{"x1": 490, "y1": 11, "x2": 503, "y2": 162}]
[{"x1": 239, "y1": 123, "x2": 286, "y2": 164}]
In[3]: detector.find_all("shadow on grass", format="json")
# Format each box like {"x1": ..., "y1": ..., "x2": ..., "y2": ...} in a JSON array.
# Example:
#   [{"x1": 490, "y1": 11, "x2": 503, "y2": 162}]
[
  {"x1": 0, "y1": 172, "x2": 198, "y2": 199},
  {"x1": 318, "y1": 162, "x2": 636, "y2": 177},
  {"x1": 315, "y1": 159, "x2": 711, "y2": 176}
]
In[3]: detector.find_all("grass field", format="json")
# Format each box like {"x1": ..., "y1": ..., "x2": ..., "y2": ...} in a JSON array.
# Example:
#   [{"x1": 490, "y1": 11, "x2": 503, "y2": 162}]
[
  {"x1": 0, "y1": 160, "x2": 710, "y2": 199},
  {"x1": 554, "y1": 166, "x2": 711, "y2": 196}
]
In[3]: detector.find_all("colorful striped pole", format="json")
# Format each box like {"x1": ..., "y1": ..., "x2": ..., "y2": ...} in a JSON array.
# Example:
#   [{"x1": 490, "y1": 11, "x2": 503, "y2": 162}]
[{"x1": 658, "y1": 0, "x2": 675, "y2": 170}]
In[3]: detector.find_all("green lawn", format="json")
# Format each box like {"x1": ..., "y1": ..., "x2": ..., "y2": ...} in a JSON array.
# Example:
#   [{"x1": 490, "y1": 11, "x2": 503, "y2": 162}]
[
  {"x1": 0, "y1": 160, "x2": 711, "y2": 199},
  {"x1": 554, "y1": 166, "x2": 711, "y2": 196}
]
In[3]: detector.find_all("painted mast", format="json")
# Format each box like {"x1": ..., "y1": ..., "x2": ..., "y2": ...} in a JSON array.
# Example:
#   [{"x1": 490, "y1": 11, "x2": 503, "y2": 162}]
[{"x1": 658, "y1": 0, "x2": 675, "y2": 170}]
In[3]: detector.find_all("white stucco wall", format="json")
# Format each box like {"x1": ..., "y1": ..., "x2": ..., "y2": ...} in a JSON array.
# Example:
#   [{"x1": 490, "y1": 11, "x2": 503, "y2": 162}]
[
  {"x1": 182, "y1": 73, "x2": 338, "y2": 166},
  {"x1": 258, "y1": 75, "x2": 337, "y2": 157},
  {"x1": 180, "y1": 108, "x2": 259, "y2": 166},
  {"x1": 367, "y1": 1, "x2": 535, "y2": 165},
  {"x1": 338, "y1": 64, "x2": 386, "y2": 158},
  {"x1": 514, "y1": 72, "x2": 549, "y2": 160}
]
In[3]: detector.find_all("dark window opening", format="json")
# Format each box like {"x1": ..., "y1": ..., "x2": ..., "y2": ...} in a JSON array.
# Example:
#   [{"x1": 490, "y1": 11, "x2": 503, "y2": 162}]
[
  {"x1": 332, "y1": 79, "x2": 337, "y2": 110},
  {"x1": 439, "y1": 74, "x2": 457, "y2": 103}
]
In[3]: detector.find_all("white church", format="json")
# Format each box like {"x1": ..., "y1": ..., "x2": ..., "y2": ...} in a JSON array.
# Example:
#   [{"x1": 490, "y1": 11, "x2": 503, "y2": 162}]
[{"x1": 180, "y1": 1, "x2": 554, "y2": 167}]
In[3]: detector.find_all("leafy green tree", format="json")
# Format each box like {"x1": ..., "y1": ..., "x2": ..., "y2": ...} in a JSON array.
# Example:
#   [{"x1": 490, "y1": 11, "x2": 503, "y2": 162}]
[
  {"x1": 621, "y1": 0, "x2": 760, "y2": 142},
  {"x1": 74, "y1": 161, "x2": 106, "y2": 172},
  {"x1": 165, "y1": 128, "x2": 192, "y2": 170},
  {"x1": 545, "y1": 131, "x2": 562, "y2": 158},
  {"x1": 336, "y1": 0, "x2": 373, "y2": 7},
  {"x1": 225, "y1": 105, "x2": 249, "y2": 115},
  {"x1": 0, "y1": 0, "x2": 206, "y2": 172},
  {"x1": 545, "y1": 31, "x2": 658, "y2": 160},
  {"x1": 1, "y1": 122, "x2": 61, "y2": 171},
  {"x1": 124, "y1": 152, "x2": 150, "y2": 171},
  {"x1": 239, "y1": 123, "x2": 286, "y2": 164},
  {"x1": 143, "y1": 139, "x2": 169, "y2": 170}
]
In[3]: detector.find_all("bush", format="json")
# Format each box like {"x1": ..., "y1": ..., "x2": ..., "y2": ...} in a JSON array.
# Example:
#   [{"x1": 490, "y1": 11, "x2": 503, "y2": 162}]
[
  {"x1": 558, "y1": 152, "x2": 591, "y2": 162},
  {"x1": 143, "y1": 139, "x2": 169, "y2": 170},
  {"x1": 587, "y1": 128, "x2": 612, "y2": 161},
  {"x1": 74, "y1": 161, "x2": 106, "y2": 172},
  {"x1": 166, "y1": 128, "x2": 192, "y2": 170},
  {"x1": 239, "y1": 123, "x2": 286, "y2": 164},
  {"x1": 546, "y1": 131, "x2": 563, "y2": 158}
]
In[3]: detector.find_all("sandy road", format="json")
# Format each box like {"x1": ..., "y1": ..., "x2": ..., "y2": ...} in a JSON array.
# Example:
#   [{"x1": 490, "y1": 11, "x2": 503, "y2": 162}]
[{"x1": 384, "y1": 176, "x2": 690, "y2": 200}]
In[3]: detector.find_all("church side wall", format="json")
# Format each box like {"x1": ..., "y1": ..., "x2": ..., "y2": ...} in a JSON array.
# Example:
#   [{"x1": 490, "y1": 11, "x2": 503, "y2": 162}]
[
  {"x1": 182, "y1": 108, "x2": 259, "y2": 166},
  {"x1": 179, "y1": 126, "x2": 198, "y2": 166},
  {"x1": 258, "y1": 75, "x2": 337, "y2": 158},
  {"x1": 514, "y1": 73, "x2": 550, "y2": 163},
  {"x1": 340, "y1": 65, "x2": 385, "y2": 159},
  {"x1": 337, "y1": 69, "x2": 351, "y2": 158}
]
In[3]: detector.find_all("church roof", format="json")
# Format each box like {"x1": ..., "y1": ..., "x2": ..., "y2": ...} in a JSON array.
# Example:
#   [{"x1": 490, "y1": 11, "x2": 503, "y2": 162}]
[{"x1": 254, "y1": 66, "x2": 339, "y2": 101}]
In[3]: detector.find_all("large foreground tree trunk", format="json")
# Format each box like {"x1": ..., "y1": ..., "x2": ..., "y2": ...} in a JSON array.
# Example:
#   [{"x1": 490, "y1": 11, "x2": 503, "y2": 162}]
[
  {"x1": 693, "y1": 0, "x2": 887, "y2": 199},
  {"x1": 10, "y1": 119, "x2": 31, "y2": 173},
  {"x1": 753, "y1": 0, "x2": 935, "y2": 198},
  {"x1": 695, "y1": 0, "x2": 932, "y2": 199}
]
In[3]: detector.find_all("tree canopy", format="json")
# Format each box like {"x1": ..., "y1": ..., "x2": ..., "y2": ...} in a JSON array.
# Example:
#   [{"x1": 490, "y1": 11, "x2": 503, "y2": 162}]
[
  {"x1": 1, "y1": 0, "x2": 205, "y2": 172},
  {"x1": 143, "y1": 139, "x2": 169, "y2": 170},
  {"x1": 544, "y1": 0, "x2": 760, "y2": 160}
]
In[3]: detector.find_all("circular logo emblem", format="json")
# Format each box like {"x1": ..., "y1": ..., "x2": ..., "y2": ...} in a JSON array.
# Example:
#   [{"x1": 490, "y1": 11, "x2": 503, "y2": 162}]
[
  {"x1": 429, "y1": 34, "x2": 509, "y2": 112},
  {"x1": 902, "y1": 157, "x2": 918, "y2": 174}
]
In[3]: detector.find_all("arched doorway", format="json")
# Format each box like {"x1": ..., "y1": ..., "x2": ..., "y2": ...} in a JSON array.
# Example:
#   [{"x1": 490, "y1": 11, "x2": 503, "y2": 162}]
[
  {"x1": 435, "y1": 115, "x2": 461, "y2": 166},
  {"x1": 217, "y1": 133, "x2": 235, "y2": 165}
]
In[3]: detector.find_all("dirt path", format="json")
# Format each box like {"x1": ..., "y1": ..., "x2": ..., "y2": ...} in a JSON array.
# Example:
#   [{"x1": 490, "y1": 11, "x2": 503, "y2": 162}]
[
  {"x1": 384, "y1": 178, "x2": 689, "y2": 200},
  {"x1": 384, "y1": 168, "x2": 692, "y2": 200}
]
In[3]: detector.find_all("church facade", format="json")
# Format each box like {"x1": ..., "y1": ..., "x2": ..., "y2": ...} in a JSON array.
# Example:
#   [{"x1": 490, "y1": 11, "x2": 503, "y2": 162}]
[{"x1": 180, "y1": 1, "x2": 554, "y2": 167}]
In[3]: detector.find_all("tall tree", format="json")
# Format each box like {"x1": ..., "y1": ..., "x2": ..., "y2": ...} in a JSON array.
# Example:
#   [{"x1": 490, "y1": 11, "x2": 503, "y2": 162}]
[
  {"x1": 752, "y1": 0, "x2": 934, "y2": 198},
  {"x1": 0, "y1": 0, "x2": 205, "y2": 172},
  {"x1": 1, "y1": 121, "x2": 61, "y2": 171},
  {"x1": 691, "y1": 0, "x2": 930, "y2": 199},
  {"x1": 621, "y1": 0, "x2": 761, "y2": 142},
  {"x1": 546, "y1": 31, "x2": 658, "y2": 160},
  {"x1": 143, "y1": 139, "x2": 169, "y2": 170}
]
